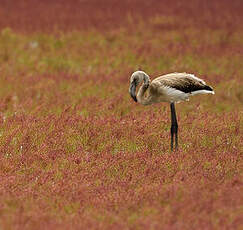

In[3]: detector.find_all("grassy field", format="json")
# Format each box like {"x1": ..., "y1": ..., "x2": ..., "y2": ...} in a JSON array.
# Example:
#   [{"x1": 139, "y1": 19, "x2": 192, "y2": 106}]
[{"x1": 0, "y1": 0, "x2": 242, "y2": 229}]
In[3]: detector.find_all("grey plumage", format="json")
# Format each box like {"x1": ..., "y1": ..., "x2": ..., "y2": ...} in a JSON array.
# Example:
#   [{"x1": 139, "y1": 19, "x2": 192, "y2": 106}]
[{"x1": 129, "y1": 71, "x2": 215, "y2": 150}]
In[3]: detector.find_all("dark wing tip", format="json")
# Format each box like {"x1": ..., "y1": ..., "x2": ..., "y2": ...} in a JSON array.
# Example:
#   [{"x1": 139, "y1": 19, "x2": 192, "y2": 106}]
[{"x1": 203, "y1": 85, "x2": 214, "y2": 91}]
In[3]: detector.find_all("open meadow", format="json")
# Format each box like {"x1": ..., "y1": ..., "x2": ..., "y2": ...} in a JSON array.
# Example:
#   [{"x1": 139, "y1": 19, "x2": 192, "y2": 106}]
[{"x1": 0, "y1": 0, "x2": 242, "y2": 229}]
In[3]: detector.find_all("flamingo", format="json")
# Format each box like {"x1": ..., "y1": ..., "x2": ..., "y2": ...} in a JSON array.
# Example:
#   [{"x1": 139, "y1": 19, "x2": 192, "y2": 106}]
[{"x1": 129, "y1": 71, "x2": 215, "y2": 151}]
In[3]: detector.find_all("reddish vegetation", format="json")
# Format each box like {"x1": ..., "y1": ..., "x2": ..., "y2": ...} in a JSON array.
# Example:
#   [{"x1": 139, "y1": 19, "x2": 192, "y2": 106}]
[
  {"x1": 0, "y1": 0, "x2": 242, "y2": 32},
  {"x1": 0, "y1": 0, "x2": 242, "y2": 229}
]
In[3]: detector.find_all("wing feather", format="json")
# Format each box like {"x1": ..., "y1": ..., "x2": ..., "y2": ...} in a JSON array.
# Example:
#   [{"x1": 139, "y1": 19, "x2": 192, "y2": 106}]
[{"x1": 152, "y1": 73, "x2": 213, "y2": 93}]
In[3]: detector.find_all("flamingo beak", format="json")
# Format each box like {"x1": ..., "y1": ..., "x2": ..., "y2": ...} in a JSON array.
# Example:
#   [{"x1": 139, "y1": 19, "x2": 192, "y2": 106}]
[{"x1": 129, "y1": 81, "x2": 137, "y2": 102}]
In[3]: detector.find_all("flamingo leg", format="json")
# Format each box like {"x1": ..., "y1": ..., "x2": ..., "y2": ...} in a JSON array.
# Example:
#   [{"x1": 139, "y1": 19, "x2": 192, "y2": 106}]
[{"x1": 170, "y1": 103, "x2": 178, "y2": 151}]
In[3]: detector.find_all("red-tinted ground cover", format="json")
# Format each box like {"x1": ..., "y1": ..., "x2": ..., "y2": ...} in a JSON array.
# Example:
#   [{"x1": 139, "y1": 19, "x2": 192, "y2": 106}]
[
  {"x1": 0, "y1": 0, "x2": 242, "y2": 229},
  {"x1": 0, "y1": 0, "x2": 242, "y2": 32}
]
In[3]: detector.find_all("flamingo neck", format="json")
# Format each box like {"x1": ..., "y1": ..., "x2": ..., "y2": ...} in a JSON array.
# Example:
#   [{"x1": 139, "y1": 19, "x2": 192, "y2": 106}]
[{"x1": 137, "y1": 84, "x2": 152, "y2": 105}]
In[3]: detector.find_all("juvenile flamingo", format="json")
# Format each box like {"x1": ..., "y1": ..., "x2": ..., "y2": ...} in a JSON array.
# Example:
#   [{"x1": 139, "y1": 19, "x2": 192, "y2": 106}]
[{"x1": 129, "y1": 71, "x2": 214, "y2": 151}]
